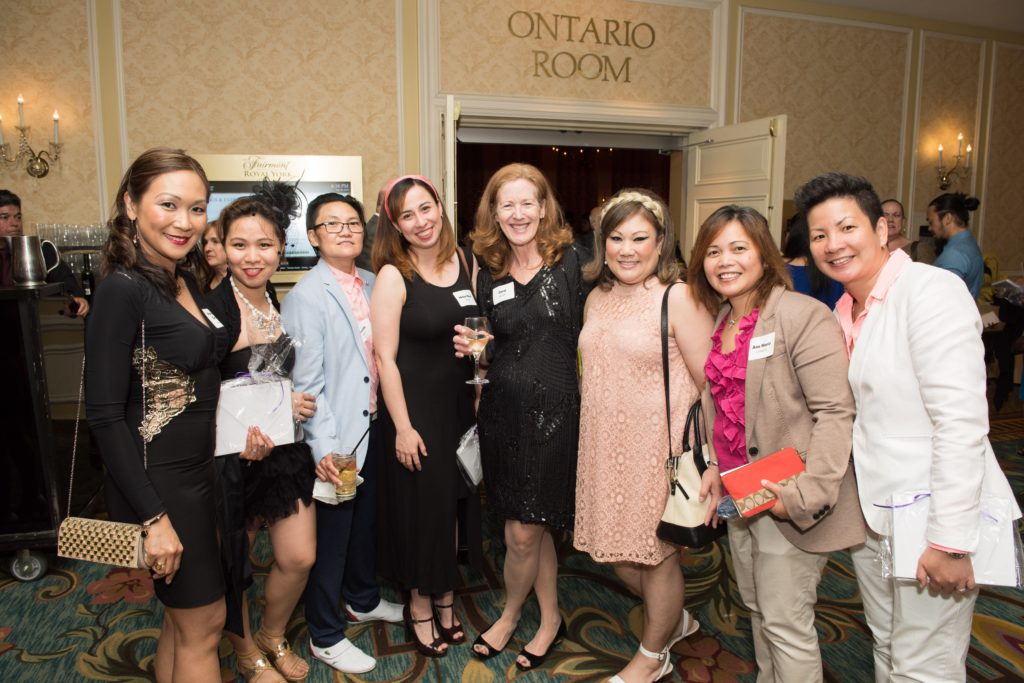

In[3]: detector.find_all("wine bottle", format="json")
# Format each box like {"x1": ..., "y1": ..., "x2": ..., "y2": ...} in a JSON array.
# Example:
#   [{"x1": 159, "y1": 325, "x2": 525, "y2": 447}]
[{"x1": 80, "y1": 253, "x2": 95, "y2": 299}]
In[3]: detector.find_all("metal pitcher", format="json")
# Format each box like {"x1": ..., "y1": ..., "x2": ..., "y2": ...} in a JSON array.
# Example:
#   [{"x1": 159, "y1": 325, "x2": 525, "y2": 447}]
[{"x1": 9, "y1": 235, "x2": 60, "y2": 286}]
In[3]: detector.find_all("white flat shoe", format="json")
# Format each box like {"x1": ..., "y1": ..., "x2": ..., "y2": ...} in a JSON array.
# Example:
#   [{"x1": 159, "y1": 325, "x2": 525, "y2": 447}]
[
  {"x1": 346, "y1": 598, "x2": 404, "y2": 624},
  {"x1": 309, "y1": 637, "x2": 376, "y2": 674}
]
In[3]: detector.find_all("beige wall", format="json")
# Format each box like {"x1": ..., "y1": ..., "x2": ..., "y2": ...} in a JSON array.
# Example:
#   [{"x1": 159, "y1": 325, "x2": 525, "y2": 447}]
[
  {"x1": 739, "y1": 11, "x2": 909, "y2": 199},
  {"x1": 1, "y1": 0, "x2": 1022, "y2": 272},
  {"x1": 912, "y1": 34, "x2": 984, "y2": 221},
  {"x1": 120, "y1": 0, "x2": 399, "y2": 208},
  {"x1": 0, "y1": 1, "x2": 100, "y2": 226},
  {"x1": 983, "y1": 44, "x2": 1024, "y2": 271},
  {"x1": 438, "y1": 0, "x2": 713, "y2": 107}
]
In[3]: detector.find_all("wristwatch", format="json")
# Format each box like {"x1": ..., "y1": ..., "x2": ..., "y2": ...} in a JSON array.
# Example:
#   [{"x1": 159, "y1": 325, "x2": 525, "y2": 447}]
[{"x1": 944, "y1": 551, "x2": 968, "y2": 560}]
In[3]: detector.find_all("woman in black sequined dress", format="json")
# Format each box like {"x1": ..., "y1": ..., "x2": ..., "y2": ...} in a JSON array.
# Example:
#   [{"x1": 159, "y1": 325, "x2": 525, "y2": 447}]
[{"x1": 454, "y1": 164, "x2": 586, "y2": 671}]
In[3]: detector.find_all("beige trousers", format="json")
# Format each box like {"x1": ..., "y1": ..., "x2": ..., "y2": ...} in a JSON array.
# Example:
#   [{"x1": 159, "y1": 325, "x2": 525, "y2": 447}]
[
  {"x1": 850, "y1": 530, "x2": 978, "y2": 683},
  {"x1": 728, "y1": 513, "x2": 829, "y2": 683}
]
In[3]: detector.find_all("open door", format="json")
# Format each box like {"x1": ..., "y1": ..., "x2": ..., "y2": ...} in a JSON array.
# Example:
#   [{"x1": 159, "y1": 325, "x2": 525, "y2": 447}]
[
  {"x1": 441, "y1": 94, "x2": 460, "y2": 234},
  {"x1": 683, "y1": 115, "x2": 787, "y2": 258}
]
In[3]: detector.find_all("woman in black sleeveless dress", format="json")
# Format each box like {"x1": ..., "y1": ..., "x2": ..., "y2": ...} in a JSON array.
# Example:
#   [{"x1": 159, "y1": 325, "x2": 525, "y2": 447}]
[
  {"x1": 371, "y1": 175, "x2": 482, "y2": 659},
  {"x1": 86, "y1": 148, "x2": 226, "y2": 681},
  {"x1": 454, "y1": 164, "x2": 585, "y2": 671},
  {"x1": 205, "y1": 182, "x2": 317, "y2": 682}
]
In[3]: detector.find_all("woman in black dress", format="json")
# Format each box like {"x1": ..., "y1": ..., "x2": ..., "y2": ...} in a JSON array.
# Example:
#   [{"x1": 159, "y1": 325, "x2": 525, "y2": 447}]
[
  {"x1": 205, "y1": 182, "x2": 317, "y2": 682},
  {"x1": 454, "y1": 163, "x2": 585, "y2": 671},
  {"x1": 86, "y1": 148, "x2": 225, "y2": 681},
  {"x1": 370, "y1": 175, "x2": 482, "y2": 658}
]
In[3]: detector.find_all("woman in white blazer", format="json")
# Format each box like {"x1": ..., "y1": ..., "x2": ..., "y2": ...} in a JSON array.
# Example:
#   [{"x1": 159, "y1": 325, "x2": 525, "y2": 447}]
[
  {"x1": 796, "y1": 172, "x2": 1020, "y2": 683},
  {"x1": 281, "y1": 192, "x2": 402, "y2": 676}
]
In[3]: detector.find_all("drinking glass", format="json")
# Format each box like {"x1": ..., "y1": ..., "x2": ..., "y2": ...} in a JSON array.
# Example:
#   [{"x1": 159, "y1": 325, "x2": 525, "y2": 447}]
[
  {"x1": 331, "y1": 452, "x2": 358, "y2": 502},
  {"x1": 464, "y1": 316, "x2": 491, "y2": 385}
]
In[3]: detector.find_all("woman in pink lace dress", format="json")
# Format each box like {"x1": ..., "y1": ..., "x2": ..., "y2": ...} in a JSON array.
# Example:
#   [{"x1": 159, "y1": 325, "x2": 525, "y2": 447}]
[{"x1": 575, "y1": 189, "x2": 716, "y2": 683}]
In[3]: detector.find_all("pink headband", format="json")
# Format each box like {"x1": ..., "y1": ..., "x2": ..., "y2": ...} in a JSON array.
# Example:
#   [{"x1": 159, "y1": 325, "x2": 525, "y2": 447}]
[{"x1": 382, "y1": 174, "x2": 442, "y2": 222}]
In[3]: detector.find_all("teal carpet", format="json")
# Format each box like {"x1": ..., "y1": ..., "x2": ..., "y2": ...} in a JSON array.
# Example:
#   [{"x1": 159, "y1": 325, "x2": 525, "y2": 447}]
[{"x1": 1, "y1": 441, "x2": 1022, "y2": 682}]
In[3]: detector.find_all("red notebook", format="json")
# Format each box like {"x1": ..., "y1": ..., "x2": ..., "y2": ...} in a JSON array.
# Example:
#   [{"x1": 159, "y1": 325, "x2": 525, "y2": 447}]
[{"x1": 720, "y1": 447, "x2": 805, "y2": 518}]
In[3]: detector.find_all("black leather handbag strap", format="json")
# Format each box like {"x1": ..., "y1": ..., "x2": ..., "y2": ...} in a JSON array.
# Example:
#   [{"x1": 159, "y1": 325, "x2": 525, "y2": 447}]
[{"x1": 661, "y1": 282, "x2": 703, "y2": 472}]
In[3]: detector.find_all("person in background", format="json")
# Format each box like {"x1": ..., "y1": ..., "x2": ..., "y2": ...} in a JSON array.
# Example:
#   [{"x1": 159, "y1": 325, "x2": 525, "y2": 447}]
[
  {"x1": 205, "y1": 182, "x2": 318, "y2": 683},
  {"x1": 371, "y1": 175, "x2": 482, "y2": 659},
  {"x1": 798, "y1": 172, "x2": 1020, "y2": 683},
  {"x1": 86, "y1": 148, "x2": 225, "y2": 681},
  {"x1": 0, "y1": 188, "x2": 89, "y2": 316},
  {"x1": 282, "y1": 191, "x2": 404, "y2": 675},
  {"x1": 453, "y1": 163, "x2": 584, "y2": 670},
  {"x1": 575, "y1": 189, "x2": 711, "y2": 683},
  {"x1": 782, "y1": 212, "x2": 844, "y2": 309},
  {"x1": 690, "y1": 205, "x2": 863, "y2": 683},
  {"x1": 928, "y1": 192, "x2": 984, "y2": 299},
  {"x1": 201, "y1": 219, "x2": 228, "y2": 290},
  {"x1": 356, "y1": 187, "x2": 384, "y2": 272},
  {"x1": 881, "y1": 199, "x2": 917, "y2": 259}
]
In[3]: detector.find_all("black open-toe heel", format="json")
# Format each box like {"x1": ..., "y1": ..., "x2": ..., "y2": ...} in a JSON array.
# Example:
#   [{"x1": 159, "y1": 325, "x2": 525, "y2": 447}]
[
  {"x1": 472, "y1": 620, "x2": 518, "y2": 660},
  {"x1": 432, "y1": 601, "x2": 465, "y2": 643},
  {"x1": 515, "y1": 619, "x2": 567, "y2": 671},
  {"x1": 404, "y1": 603, "x2": 447, "y2": 658}
]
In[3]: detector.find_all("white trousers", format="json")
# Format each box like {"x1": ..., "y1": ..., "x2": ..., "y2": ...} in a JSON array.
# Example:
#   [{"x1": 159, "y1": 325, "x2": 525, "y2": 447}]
[
  {"x1": 850, "y1": 530, "x2": 978, "y2": 683},
  {"x1": 728, "y1": 513, "x2": 829, "y2": 683}
]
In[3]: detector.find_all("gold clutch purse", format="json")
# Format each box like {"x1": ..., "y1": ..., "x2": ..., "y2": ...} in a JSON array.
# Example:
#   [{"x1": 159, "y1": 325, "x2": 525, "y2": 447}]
[
  {"x1": 57, "y1": 321, "x2": 152, "y2": 570},
  {"x1": 57, "y1": 517, "x2": 146, "y2": 568}
]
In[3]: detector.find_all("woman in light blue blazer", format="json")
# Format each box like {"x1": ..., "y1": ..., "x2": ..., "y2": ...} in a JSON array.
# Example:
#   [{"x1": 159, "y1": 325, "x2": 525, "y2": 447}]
[{"x1": 281, "y1": 192, "x2": 402, "y2": 676}]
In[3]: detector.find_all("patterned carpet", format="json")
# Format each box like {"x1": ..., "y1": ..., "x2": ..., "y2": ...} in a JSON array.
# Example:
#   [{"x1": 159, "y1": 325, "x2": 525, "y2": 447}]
[{"x1": 1, "y1": 440, "x2": 1022, "y2": 682}]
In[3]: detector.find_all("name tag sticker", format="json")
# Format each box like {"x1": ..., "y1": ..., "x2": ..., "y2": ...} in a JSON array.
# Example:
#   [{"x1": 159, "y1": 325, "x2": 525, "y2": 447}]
[
  {"x1": 202, "y1": 308, "x2": 224, "y2": 329},
  {"x1": 492, "y1": 282, "x2": 515, "y2": 305},
  {"x1": 748, "y1": 332, "x2": 775, "y2": 361},
  {"x1": 453, "y1": 289, "x2": 477, "y2": 307}
]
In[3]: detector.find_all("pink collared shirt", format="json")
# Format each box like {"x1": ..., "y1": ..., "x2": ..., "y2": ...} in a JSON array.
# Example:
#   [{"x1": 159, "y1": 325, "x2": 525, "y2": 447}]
[
  {"x1": 835, "y1": 248, "x2": 965, "y2": 554},
  {"x1": 834, "y1": 248, "x2": 910, "y2": 358},
  {"x1": 327, "y1": 263, "x2": 377, "y2": 413}
]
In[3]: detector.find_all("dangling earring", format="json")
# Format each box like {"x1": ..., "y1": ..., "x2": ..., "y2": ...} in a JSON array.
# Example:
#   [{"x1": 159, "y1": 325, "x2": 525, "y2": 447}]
[{"x1": 132, "y1": 219, "x2": 139, "y2": 246}]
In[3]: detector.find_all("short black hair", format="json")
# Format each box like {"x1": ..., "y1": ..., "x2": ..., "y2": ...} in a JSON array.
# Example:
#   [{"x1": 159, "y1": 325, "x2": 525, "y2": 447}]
[
  {"x1": 0, "y1": 189, "x2": 21, "y2": 208},
  {"x1": 794, "y1": 172, "x2": 883, "y2": 226},
  {"x1": 306, "y1": 193, "x2": 365, "y2": 231}
]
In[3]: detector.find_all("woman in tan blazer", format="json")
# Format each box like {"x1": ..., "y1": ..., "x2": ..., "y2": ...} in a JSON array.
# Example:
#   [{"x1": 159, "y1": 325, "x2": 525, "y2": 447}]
[{"x1": 689, "y1": 205, "x2": 865, "y2": 683}]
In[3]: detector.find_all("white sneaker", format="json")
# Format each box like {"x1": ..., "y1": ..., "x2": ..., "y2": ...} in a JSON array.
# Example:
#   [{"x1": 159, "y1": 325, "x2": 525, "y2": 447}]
[
  {"x1": 346, "y1": 598, "x2": 404, "y2": 624},
  {"x1": 309, "y1": 637, "x2": 376, "y2": 674}
]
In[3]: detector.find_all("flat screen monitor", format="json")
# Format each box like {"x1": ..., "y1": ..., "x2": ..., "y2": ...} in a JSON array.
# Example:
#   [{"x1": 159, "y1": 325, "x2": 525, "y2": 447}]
[{"x1": 207, "y1": 180, "x2": 352, "y2": 270}]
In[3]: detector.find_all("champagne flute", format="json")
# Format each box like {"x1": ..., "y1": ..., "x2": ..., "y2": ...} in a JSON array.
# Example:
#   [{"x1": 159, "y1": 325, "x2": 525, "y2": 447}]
[{"x1": 464, "y1": 316, "x2": 491, "y2": 385}]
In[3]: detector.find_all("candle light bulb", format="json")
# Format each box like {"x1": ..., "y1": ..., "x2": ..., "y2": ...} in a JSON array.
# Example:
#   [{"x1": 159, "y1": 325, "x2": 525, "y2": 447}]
[
  {"x1": 52, "y1": 111, "x2": 59, "y2": 145},
  {"x1": 0, "y1": 114, "x2": 4, "y2": 146},
  {"x1": 17, "y1": 94, "x2": 25, "y2": 128},
  {"x1": 957, "y1": 132, "x2": 963, "y2": 156},
  {"x1": 938, "y1": 144, "x2": 944, "y2": 168}
]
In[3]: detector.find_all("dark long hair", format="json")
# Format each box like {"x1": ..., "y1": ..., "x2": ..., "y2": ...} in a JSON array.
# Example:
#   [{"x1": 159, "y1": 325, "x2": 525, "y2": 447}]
[
  {"x1": 928, "y1": 192, "x2": 980, "y2": 228},
  {"x1": 101, "y1": 147, "x2": 210, "y2": 298},
  {"x1": 782, "y1": 212, "x2": 831, "y2": 299}
]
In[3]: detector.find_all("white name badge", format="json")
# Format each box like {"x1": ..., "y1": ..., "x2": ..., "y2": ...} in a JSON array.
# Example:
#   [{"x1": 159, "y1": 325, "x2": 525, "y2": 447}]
[
  {"x1": 453, "y1": 289, "x2": 477, "y2": 307},
  {"x1": 748, "y1": 332, "x2": 775, "y2": 360},
  {"x1": 492, "y1": 282, "x2": 515, "y2": 305},
  {"x1": 202, "y1": 308, "x2": 224, "y2": 329}
]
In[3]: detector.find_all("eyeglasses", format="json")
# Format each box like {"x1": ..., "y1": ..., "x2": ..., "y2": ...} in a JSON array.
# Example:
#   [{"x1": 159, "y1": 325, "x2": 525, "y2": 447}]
[{"x1": 315, "y1": 220, "x2": 363, "y2": 234}]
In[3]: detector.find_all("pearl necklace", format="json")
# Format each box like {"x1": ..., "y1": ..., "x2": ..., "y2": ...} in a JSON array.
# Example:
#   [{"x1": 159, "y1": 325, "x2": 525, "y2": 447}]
[{"x1": 230, "y1": 276, "x2": 279, "y2": 334}]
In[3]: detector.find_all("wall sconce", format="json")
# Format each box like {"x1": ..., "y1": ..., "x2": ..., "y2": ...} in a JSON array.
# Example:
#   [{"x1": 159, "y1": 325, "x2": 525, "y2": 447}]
[
  {"x1": 0, "y1": 95, "x2": 63, "y2": 179},
  {"x1": 936, "y1": 132, "x2": 971, "y2": 191}
]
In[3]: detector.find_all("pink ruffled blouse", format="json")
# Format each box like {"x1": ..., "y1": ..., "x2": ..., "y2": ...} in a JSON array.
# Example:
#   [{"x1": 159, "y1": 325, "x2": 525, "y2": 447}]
[{"x1": 704, "y1": 310, "x2": 759, "y2": 473}]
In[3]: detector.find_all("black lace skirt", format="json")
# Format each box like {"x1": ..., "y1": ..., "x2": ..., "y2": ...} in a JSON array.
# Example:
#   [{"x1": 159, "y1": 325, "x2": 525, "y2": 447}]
[{"x1": 242, "y1": 441, "x2": 315, "y2": 524}]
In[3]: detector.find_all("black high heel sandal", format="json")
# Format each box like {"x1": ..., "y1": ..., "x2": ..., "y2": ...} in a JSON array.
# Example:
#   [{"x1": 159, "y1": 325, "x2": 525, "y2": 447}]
[
  {"x1": 404, "y1": 603, "x2": 447, "y2": 658},
  {"x1": 515, "y1": 619, "x2": 567, "y2": 671},
  {"x1": 472, "y1": 620, "x2": 518, "y2": 660},
  {"x1": 432, "y1": 601, "x2": 466, "y2": 643}
]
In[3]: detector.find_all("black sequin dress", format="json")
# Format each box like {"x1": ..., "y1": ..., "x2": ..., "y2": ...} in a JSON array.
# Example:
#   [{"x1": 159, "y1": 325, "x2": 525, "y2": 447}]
[{"x1": 475, "y1": 245, "x2": 588, "y2": 530}]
